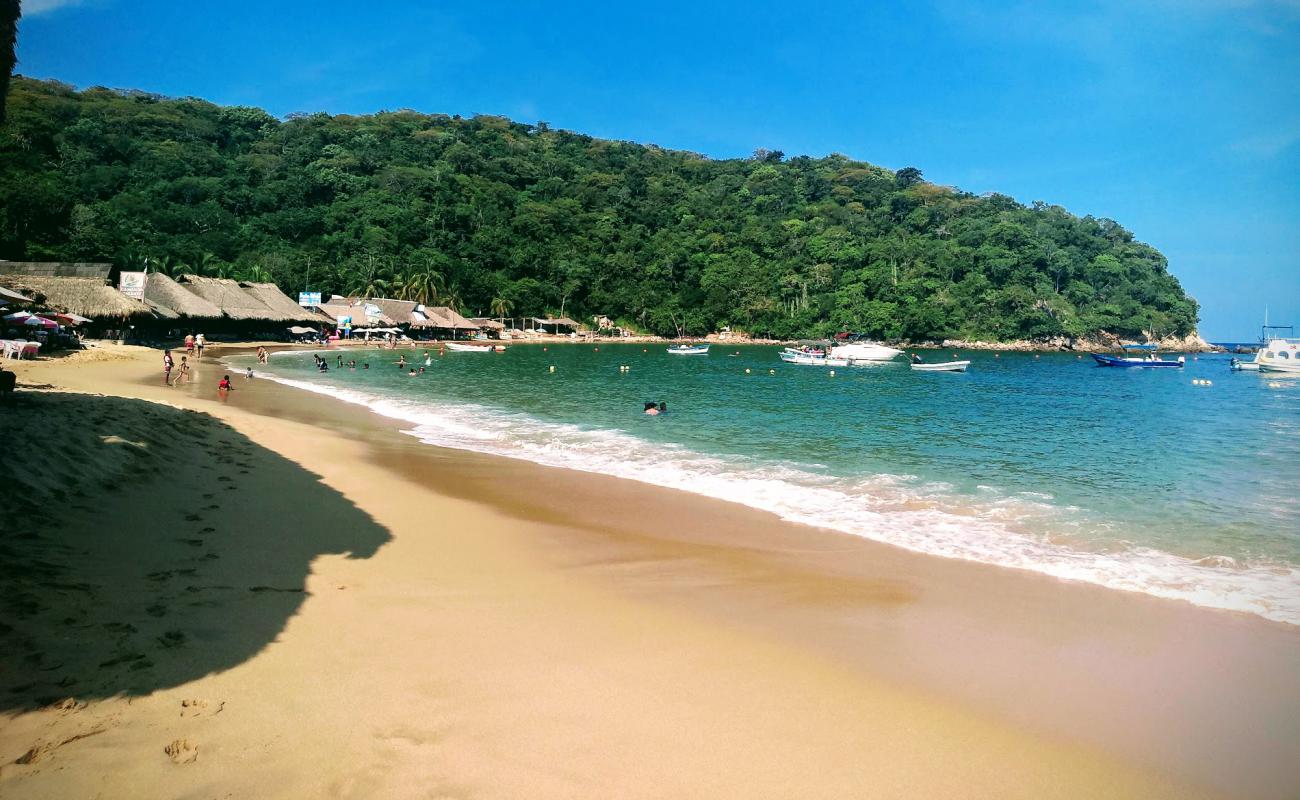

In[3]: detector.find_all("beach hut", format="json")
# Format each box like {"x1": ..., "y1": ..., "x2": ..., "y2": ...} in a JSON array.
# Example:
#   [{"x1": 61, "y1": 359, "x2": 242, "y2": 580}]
[
  {"x1": 420, "y1": 306, "x2": 479, "y2": 338},
  {"x1": 140, "y1": 272, "x2": 224, "y2": 322},
  {"x1": 532, "y1": 317, "x2": 582, "y2": 335},
  {"x1": 0, "y1": 274, "x2": 152, "y2": 336}
]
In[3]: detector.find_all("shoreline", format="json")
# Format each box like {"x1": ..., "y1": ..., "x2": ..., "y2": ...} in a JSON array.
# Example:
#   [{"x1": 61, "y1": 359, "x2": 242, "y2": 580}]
[{"x1": 3, "y1": 344, "x2": 1297, "y2": 798}]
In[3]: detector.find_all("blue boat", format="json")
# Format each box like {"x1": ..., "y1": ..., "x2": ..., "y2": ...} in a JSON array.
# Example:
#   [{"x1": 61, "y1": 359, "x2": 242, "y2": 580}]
[{"x1": 1091, "y1": 344, "x2": 1185, "y2": 368}]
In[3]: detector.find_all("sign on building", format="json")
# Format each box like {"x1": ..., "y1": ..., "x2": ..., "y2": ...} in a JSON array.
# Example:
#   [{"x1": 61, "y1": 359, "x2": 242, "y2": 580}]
[
  {"x1": 119, "y1": 271, "x2": 147, "y2": 300},
  {"x1": 298, "y1": 291, "x2": 322, "y2": 307}
]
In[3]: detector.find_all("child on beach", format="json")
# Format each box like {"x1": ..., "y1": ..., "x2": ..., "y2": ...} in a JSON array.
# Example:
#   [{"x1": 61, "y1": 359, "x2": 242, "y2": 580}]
[
  {"x1": 218, "y1": 374, "x2": 233, "y2": 392},
  {"x1": 174, "y1": 356, "x2": 190, "y2": 386},
  {"x1": 163, "y1": 350, "x2": 174, "y2": 384},
  {"x1": 257, "y1": 346, "x2": 268, "y2": 364},
  {"x1": 185, "y1": 334, "x2": 194, "y2": 355}
]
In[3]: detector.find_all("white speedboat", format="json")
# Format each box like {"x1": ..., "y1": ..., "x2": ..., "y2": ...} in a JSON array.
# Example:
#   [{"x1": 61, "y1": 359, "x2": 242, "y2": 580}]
[
  {"x1": 667, "y1": 344, "x2": 710, "y2": 355},
  {"x1": 832, "y1": 341, "x2": 904, "y2": 362},
  {"x1": 1256, "y1": 338, "x2": 1300, "y2": 374},
  {"x1": 912, "y1": 360, "x2": 970, "y2": 372},
  {"x1": 780, "y1": 339, "x2": 903, "y2": 367},
  {"x1": 444, "y1": 342, "x2": 492, "y2": 352}
]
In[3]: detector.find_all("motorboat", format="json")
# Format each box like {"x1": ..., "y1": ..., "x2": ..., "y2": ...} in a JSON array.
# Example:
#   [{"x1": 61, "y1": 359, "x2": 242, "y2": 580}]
[
  {"x1": 780, "y1": 349, "x2": 848, "y2": 366},
  {"x1": 1256, "y1": 338, "x2": 1300, "y2": 374},
  {"x1": 1091, "y1": 344, "x2": 1184, "y2": 368},
  {"x1": 1229, "y1": 356, "x2": 1260, "y2": 372},
  {"x1": 443, "y1": 342, "x2": 493, "y2": 352},
  {"x1": 911, "y1": 360, "x2": 970, "y2": 372},
  {"x1": 667, "y1": 344, "x2": 710, "y2": 355},
  {"x1": 780, "y1": 339, "x2": 902, "y2": 366}
]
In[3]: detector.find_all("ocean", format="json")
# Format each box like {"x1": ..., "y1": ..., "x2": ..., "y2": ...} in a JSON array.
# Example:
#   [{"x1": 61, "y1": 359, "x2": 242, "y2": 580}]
[{"x1": 230, "y1": 343, "x2": 1300, "y2": 625}]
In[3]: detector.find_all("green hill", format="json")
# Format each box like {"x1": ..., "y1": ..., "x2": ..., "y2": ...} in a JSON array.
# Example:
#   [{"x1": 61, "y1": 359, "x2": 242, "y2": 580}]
[{"x1": 0, "y1": 77, "x2": 1198, "y2": 340}]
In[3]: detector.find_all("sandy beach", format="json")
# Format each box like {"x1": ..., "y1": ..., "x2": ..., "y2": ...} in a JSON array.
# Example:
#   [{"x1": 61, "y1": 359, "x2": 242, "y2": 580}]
[{"x1": 2, "y1": 344, "x2": 1298, "y2": 799}]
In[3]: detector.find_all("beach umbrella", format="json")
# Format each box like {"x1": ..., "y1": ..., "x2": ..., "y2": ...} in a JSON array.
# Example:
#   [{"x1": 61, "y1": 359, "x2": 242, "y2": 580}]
[
  {"x1": 3, "y1": 310, "x2": 33, "y2": 323},
  {"x1": 51, "y1": 311, "x2": 91, "y2": 326},
  {"x1": 24, "y1": 315, "x2": 58, "y2": 328}
]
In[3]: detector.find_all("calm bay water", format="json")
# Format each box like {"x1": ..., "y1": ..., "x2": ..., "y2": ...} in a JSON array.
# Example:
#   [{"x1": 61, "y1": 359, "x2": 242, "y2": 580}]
[{"x1": 233, "y1": 343, "x2": 1300, "y2": 624}]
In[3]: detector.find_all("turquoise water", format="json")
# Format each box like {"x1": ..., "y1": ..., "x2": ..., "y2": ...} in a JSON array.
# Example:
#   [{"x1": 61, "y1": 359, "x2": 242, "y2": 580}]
[{"x1": 232, "y1": 344, "x2": 1300, "y2": 624}]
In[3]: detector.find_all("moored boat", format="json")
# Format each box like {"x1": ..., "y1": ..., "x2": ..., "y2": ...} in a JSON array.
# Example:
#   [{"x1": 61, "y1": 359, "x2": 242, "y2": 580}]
[
  {"x1": 1091, "y1": 344, "x2": 1184, "y2": 368},
  {"x1": 780, "y1": 339, "x2": 903, "y2": 366},
  {"x1": 444, "y1": 342, "x2": 493, "y2": 352},
  {"x1": 911, "y1": 360, "x2": 970, "y2": 372},
  {"x1": 667, "y1": 344, "x2": 710, "y2": 355},
  {"x1": 1256, "y1": 338, "x2": 1300, "y2": 374}
]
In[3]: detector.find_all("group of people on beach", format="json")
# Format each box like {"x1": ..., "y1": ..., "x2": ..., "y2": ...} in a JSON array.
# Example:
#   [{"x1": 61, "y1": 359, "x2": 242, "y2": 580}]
[
  {"x1": 183, "y1": 332, "x2": 206, "y2": 358},
  {"x1": 162, "y1": 349, "x2": 190, "y2": 386}
]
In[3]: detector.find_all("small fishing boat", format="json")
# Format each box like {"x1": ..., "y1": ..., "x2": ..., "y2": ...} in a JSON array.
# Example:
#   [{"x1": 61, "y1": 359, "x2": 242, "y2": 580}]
[
  {"x1": 911, "y1": 360, "x2": 970, "y2": 372},
  {"x1": 1229, "y1": 357, "x2": 1260, "y2": 372},
  {"x1": 1091, "y1": 344, "x2": 1184, "y2": 368},
  {"x1": 444, "y1": 342, "x2": 493, "y2": 352},
  {"x1": 667, "y1": 344, "x2": 710, "y2": 355}
]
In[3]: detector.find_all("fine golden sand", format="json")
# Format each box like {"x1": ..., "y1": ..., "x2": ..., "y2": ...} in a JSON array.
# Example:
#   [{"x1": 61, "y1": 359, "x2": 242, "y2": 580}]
[{"x1": 1, "y1": 344, "x2": 1297, "y2": 799}]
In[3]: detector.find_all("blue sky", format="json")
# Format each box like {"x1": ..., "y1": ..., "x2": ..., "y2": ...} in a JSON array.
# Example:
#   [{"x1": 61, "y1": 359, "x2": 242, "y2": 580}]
[{"x1": 16, "y1": 0, "x2": 1300, "y2": 340}]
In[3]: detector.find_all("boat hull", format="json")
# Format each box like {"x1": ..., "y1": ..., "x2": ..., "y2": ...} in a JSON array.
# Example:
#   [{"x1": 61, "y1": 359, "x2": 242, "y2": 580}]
[
  {"x1": 667, "y1": 346, "x2": 710, "y2": 355},
  {"x1": 911, "y1": 361, "x2": 970, "y2": 372},
  {"x1": 444, "y1": 342, "x2": 492, "y2": 352},
  {"x1": 1091, "y1": 353, "x2": 1183, "y2": 368}
]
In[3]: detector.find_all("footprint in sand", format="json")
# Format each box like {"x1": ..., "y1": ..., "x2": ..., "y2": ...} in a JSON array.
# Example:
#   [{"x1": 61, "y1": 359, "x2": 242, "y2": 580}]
[
  {"x1": 184, "y1": 513, "x2": 203, "y2": 522},
  {"x1": 164, "y1": 738, "x2": 198, "y2": 764},
  {"x1": 156, "y1": 630, "x2": 186, "y2": 649},
  {"x1": 180, "y1": 698, "x2": 225, "y2": 717},
  {"x1": 204, "y1": 504, "x2": 219, "y2": 511},
  {"x1": 176, "y1": 538, "x2": 204, "y2": 547},
  {"x1": 146, "y1": 603, "x2": 168, "y2": 618},
  {"x1": 200, "y1": 527, "x2": 216, "y2": 533}
]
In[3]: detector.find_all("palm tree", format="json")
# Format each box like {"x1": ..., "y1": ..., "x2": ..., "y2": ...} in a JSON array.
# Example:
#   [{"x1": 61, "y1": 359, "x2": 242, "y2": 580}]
[
  {"x1": 241, "y1": 264, "x2": 273, "y2": 283},
  {"x1": 442, "y1": 283, "x2": 463, "y2": 313},
  {"x1": 490, "y1": 295, "x2": 513, "y2": 327},
  {"x1": 403, "y1": 268, "x2": 443, "y2": 305}
]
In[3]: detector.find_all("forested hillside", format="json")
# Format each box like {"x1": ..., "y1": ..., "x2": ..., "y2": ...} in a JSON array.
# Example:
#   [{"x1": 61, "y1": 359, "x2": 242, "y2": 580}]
[{"x1": 0, "y1": 77, "x2": 1198, "y2": 340}]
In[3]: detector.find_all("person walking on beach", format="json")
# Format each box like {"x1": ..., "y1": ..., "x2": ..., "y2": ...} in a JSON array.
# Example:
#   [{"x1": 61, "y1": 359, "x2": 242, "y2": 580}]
[
  {"x1": 196, "y1": 333, "x2": 206, "y2": 359},
  {"x1": 185, "y1": 333, "x2": 194, "y2": 355},
  {"x1": 257, "y1": 346, "x2": 268, "y2": 364},
  {"x1": 175, "y1": 356, "x2": 191, "y2": 386},
  {"x1": 163, "y1": 350, "x2": 174, "y2": 385}
]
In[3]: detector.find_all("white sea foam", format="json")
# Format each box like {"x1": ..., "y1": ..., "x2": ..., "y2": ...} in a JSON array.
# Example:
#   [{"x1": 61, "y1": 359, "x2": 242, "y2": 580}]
[{"x1": 263, "y1": 372, "x2": 1300, "y2": 626}]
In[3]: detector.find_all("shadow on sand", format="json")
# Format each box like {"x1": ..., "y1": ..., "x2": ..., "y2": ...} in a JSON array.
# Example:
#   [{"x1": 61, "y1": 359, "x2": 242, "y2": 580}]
[{"x1": 0, "y1": 392, "x2": 389, "y2": 711}]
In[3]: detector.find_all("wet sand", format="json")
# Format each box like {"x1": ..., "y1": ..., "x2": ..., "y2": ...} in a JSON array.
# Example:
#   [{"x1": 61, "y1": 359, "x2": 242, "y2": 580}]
[{"x1": 1, "y1": 343, "x2": 1297, "y2": 799}]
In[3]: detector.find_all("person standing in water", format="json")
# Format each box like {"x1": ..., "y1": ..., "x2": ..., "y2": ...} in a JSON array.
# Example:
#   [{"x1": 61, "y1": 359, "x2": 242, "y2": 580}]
[{"x1": 163, "y1": 350, "x2": 174, "y2": 385}]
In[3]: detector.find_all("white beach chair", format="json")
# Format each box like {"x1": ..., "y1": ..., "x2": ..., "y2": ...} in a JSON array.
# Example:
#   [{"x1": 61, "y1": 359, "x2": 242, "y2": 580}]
[
  {"x1": 7, "y1": 339, "x2": 26, "y2": 359},
  {"x1": 21, "y1": 342, "x2": 40, "y2": 359}
]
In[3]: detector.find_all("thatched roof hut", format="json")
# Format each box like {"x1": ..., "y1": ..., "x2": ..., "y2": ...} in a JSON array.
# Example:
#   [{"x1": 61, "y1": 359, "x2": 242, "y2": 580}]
[
  {"x1": 470, "y1": 318, "x2": 505, "y2": 330},
  {"x1": 171, "y1": 275, "x2": 277, "y2": 320},
  {"x1": 0, "y1": 275, "x2": 151, "y2": 320},
  {"x1": 242, "y1": 282, "x2": 331, "y2": 324},
  {"x1": 142, "y1": 273, "x2": 224, "y2": 320},
  {"x1": 315, "y1": 301, "x2": 394, "y2": 328},
  {"x1": 0, "y1": 261, "x2": 112, "y2": 280},
  {"x1": 424, "y1": 306, "x2": 479, "y2": 330}
]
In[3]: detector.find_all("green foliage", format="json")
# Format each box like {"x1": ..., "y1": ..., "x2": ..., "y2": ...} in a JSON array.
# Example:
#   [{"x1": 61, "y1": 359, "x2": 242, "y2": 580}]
[{"x1": 0, "y1": 77, "x2": 1199, "y2": 339}]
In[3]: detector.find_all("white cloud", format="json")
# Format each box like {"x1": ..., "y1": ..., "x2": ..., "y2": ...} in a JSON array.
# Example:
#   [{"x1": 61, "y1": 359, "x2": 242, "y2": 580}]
[{"x1": 23, "y1": 0, "x2": 87, "y2": 16}]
